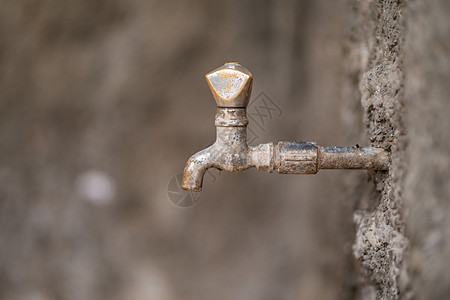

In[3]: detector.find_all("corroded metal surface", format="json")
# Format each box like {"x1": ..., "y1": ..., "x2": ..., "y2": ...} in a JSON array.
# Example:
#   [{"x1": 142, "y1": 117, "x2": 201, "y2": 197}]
[
  {"x1": 276, "y1": 142, "x2": 318, "y2": 174},
  {"x1": 214, "y1": 108, "x2": 248, "y2": 127},
  {"x1": 319, "y1": 146, "x2": 390, "y2": 170},
  {"x1": 182, "y1": 107, "x2": 273, "y2": 192},
  {"x1": 206, "y1": 62, "x2": 253, "y2": 108},
  {"x1": 182, "y1": 62, "x2": 390, "y2": 191},
  {"x1": 274, "y1": 142, "x2": 390, "y2": 175}
]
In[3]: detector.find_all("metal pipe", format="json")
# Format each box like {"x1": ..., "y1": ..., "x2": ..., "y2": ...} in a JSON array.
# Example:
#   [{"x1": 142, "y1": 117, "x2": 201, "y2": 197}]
[
  {"x1": 182, "y1": 62, "x2": 390, "y2": 192},
  {"x1": 319, "y1": 146, "x2": 389, "y2": 170}
]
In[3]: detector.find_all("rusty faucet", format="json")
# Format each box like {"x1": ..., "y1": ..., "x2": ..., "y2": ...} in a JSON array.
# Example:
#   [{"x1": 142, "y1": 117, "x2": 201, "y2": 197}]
[{"x1": 182, "y1": 62, "x2": 389, "y2": 192}]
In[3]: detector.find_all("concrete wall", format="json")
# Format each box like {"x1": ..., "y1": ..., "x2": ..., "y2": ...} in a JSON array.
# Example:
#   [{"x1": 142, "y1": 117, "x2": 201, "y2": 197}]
[{"x1": 348, "y1": 0, "x2": 450, "y2": 299}]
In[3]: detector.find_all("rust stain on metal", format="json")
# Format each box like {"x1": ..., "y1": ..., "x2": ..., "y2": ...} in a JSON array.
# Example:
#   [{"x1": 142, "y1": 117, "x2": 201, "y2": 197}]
[
  {"x1": 205, "y1": 62, "x2": 253, "y2": 107},
  {"x1": 276, "y1": 141, "x2": 318, "y2": 174}
]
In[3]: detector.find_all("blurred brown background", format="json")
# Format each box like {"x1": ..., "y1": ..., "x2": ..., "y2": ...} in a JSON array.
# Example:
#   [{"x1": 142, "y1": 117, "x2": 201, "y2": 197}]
[{"x1": 1, "y1": 0, "x2": 449, "y2": 300}]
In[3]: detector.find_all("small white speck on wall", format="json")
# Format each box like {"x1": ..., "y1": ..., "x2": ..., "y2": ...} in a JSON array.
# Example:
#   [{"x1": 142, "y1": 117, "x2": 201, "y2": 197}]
[{"x1": 75, "y1": 169, "x2": 116, "y2": 205}]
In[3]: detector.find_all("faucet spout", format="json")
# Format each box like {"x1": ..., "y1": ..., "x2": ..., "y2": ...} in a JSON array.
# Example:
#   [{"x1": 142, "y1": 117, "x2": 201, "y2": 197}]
[
  {"x1": 182, "y1": 146, "x2": 214, "y2": 192},
  {"x1": 182, "y1": 107, "x2": 275, "y2": 192},
  {"x1": 182, "y1": 139, "x2": 275, "y2": 192}
]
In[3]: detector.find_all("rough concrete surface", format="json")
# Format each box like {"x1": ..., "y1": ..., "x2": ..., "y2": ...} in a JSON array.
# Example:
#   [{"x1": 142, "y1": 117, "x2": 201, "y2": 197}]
[
  {"x1": 346, "y1": 1, "x2": 409, "y2": 299},
  {"x1": 348, "y1": 0, "x2": 450, "y2": 299},
  {"x1": 403, "y1": 1, "x2": 450, "y2": 299}
]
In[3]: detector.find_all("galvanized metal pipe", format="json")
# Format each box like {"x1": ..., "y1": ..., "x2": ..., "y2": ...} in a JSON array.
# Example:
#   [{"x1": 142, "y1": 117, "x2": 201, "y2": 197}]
[
  {"x1": 274, "y1": 141, "x2": 390, "y2": 175},
  {"x1": 319, "y1": 146, "x2": 389, "y2": 170},
  {"x1": 182, "y1": 62, "x2": 390, "y2": 192}
]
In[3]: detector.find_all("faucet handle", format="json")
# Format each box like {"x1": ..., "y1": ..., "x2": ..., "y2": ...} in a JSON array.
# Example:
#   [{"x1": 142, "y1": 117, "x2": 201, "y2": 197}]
[{"x1": 205, "y1": 62, "x2": 253, "y2": 108}]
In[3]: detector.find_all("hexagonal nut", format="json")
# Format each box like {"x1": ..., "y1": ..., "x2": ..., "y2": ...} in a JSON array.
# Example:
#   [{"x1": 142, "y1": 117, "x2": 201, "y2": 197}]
[{"x1": 205, "y1": 62, "x2": 253, "y2": 108}]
